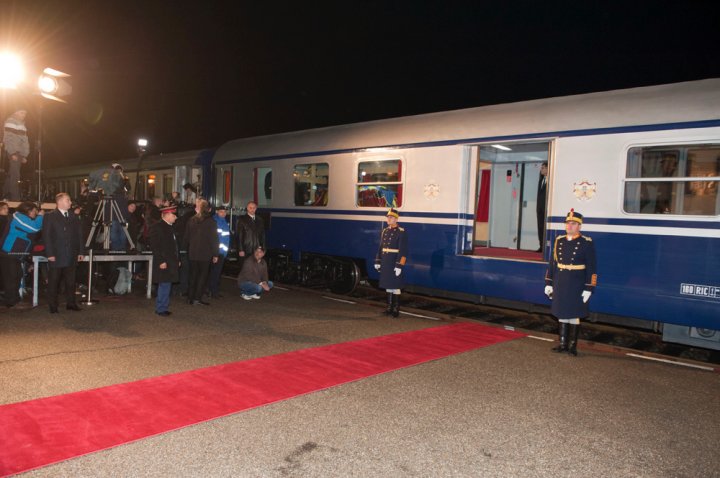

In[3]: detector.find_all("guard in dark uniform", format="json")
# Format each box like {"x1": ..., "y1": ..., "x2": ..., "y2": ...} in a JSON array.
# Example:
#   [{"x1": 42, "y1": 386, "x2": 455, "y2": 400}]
[
  {"x1": 374, "y1": 208, "x2": 408, "y2": 318},
  {"x1": 544, "y1": 209, "x2": 597, "y2": 356}
]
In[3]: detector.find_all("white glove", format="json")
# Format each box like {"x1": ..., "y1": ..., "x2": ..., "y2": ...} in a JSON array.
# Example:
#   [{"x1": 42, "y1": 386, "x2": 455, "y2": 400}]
[
  {"x1": 582, "y1": 290, "x2": 592, "y2": 303},
  {"x1": 374, "y1": 264, "x2": 380, "y2": 271},
  {"x1": 544, "y1": 286, "x2": 553, "y2": 298},
  {"x1": 394, "y1": 267, "x2": 402, "y2": 276}
]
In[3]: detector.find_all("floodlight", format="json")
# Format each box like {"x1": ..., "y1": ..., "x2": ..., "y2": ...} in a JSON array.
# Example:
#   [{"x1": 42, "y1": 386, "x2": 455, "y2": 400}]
[
  {"x1": 0, "y1": 52, "x2": 24, "y2": 89},
  {"x1": 137, "y1": 138, "x2": 148, "y2": 148},
  {"x1": 38, "y1": 67, "x2": 71, "y2": 102}
]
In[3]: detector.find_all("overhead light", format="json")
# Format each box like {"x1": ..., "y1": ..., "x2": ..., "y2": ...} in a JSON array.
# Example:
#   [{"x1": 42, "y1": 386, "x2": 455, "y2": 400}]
[
  {"x1": 491, "y1": 144, "x2": 512, "y2": 151},
  {"x1": 137, "y1": 138, "x2": 148, "y2": 148}
]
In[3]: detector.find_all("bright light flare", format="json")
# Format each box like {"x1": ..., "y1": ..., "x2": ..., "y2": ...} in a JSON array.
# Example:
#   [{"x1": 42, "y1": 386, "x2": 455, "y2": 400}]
[
  {"x1": 137, "y1": 138, "x2": 148, "y2": 147},
  {"x1": 38, "y1": 75, "x2": 59, "y2": 94},
  {"x1": 0, "y1": 52, "x2": 24, "y2": 89}
]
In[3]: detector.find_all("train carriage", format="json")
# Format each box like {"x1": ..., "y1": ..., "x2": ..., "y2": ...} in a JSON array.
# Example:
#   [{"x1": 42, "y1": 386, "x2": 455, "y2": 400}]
[
  {"x1": 212, "y1": 79, "x2": 720, "y2": 350},
  {"x1": 42, "y1": 149, "x2": 212, "y2": 203}
]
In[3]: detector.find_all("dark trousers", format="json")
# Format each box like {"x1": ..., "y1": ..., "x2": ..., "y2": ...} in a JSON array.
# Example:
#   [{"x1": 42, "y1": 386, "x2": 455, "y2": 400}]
[
  {"x1": 537, "y1": 209, "x2": 546, "y2": 248},
  {"x1": 208, "y1": 255, "x2": 226, "y2": 296},
  {"x1": 0, "y1": 255, "x2": 22, "y2": 306},
  {"x1": 175, "y1": 252, "x2": 190, "y2": 295},
  {"x1": 188, "y1": 259, "x2": 211, "y2": 302},
  {"x1": 47, "y1": 264, "x2": 78, "y2": 307}
]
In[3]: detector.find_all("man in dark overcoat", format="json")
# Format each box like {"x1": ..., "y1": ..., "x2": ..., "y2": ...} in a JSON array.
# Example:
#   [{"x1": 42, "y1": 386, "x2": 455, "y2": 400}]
[
  {"x1": 236, "y1": 201, "x2": 265, "y2": 267},
  {"x1": 149, "y1": 206, "x2": 180, "y2": 316},
  {"x1": 544, "y1": 209, "x2": 597, "y2": 356},
  {"x1": 374, "y1": 208, "x2": 408, "y2": 318},
  {"x1": 43, "y1": 192, "x2": 84, "y2": 313},
  {"x1": 184, "y1": 199, "x2": 219, "y2": 305}
]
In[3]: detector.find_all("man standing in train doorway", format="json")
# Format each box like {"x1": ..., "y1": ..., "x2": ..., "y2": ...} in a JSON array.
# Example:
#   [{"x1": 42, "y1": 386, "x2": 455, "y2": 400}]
[
  {"x1": 374, "y1": 208, "x2": 408, "y2": 318},
  {"x1": 536, "y1": 162, "x2": 548, "y2": 252},
  {"x1": 544, "y1": 209, "x2": 597, "y2": 356}
]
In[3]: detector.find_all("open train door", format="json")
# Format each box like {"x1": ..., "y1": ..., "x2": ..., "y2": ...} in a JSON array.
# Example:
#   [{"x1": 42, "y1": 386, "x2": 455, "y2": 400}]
[{"x1": 472, "y1": 141, "x2": 552, "y2": 258}]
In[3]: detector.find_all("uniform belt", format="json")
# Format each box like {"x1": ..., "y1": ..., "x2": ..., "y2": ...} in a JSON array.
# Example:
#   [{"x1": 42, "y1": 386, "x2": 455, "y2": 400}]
[
  {"x1": 382, "y1": 248, "x2": 399, "y2": 253},
  {"x1": 557, "y1": 263, "x2": 586, "y2": 270}
]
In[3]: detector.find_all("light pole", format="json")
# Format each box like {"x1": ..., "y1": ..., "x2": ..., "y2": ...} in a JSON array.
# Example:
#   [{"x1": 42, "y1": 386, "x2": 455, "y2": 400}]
[
  {"x1": 1, "y1": 55, "x2": 71, "y2": 203},
  {"x1": 133, "y1": 138, "x2": 148, "y2": 200}
]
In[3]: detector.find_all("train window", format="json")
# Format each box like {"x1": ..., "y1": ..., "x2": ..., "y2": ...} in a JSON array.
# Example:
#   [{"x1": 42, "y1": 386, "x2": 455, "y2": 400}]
[
  {"x1": 254, "y1": 167, "x2": 272, "y2": 206},
  {"x1": 624, "y1": 145, "x2": 720, "y2": 215},
  {"x1": 293, "y1": 163, "x2": 328, "y2": 206},
  {"x1": 163, "y1": 175, "x2": 174, "y2": 198},
  {"x1": 356, "y1": 160, "x2": 403, "y2": 207}
]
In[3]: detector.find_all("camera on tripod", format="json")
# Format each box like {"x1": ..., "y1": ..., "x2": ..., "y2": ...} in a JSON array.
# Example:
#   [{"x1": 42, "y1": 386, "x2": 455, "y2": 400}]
[{"x1": 85, "y1": 191, "x2": 136, "y2": 251}]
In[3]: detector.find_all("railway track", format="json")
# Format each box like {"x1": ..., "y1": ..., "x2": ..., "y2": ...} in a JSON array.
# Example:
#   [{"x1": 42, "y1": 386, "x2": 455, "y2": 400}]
[{"x1": 345, "y1": 285, "x2": 720, "y2": 366}]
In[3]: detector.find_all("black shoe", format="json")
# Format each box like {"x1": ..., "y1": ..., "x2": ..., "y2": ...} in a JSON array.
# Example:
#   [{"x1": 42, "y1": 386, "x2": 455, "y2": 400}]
[
  {"x1": 390, "y1": 294, "x2": 400, "y2": 318},
  {"x1": 211, "y1": 293, "x2": 223, "y2": 299},
  {"x1": 567, "y1": 324, "x2": 579, "y2": 356},
  {"x1": 66, "y1": 304, "x2": 82, "y2": 311},
  {"x1": 552, "y1": 322, "x2": 569, "y2": 353},
  {"x1": 198, "y1": 300, "x2": 210, "y2": 306},
  {"x1": 49, "y1": 306, "x2": 59, "y2": 314},
  {"x1": 155, "y1": 311, "x2": 171, "y2": 316}
]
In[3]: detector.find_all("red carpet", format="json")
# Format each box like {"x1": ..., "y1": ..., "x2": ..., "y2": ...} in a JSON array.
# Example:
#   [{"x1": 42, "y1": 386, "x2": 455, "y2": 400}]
[
  {"x1": 0, "y1": 323, "x2": 524, "y2": 476},
  {"x1": 473, "y1": 247, "x2": 543, "y2": 261}
]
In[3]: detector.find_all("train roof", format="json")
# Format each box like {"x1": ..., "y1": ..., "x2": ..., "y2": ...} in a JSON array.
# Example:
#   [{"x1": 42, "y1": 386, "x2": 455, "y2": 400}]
[
  {"x1": 46, "y1": 149, "x2": 208, "y2": 179},
  {"x1": 214, "y1": 78, "x2": 720, "y2": 163}
]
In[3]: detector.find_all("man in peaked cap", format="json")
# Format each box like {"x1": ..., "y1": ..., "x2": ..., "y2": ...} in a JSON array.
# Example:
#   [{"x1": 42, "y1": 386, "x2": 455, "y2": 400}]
[
  {"x1": 374, "y1": 208, "x2": 409, "y2": 318},
  {"x1": 544, "y1": 209, "x2": 598, "y2": 356},
  {"x1": 149, "y1": 205, "x2": 180, "y2": 316}
]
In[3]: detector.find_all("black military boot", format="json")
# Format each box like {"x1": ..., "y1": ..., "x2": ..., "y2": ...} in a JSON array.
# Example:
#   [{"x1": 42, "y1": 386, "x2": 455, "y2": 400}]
[
  {"x1": 391, "y1": 294, "x2": 400, "y2": 318},
  {"x1": 552, "y1": 322, "x2": 569, "y2": 353},
  {"x1": 567, "y1": 324, "x2": 580, "y2": 356},
  {"x1": 384, "y1": 292, "x2": 393, "y2": 315}
]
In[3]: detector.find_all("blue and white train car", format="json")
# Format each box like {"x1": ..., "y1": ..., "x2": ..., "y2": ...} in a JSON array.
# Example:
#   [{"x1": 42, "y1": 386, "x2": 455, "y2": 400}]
[{"x1": 213, "y1": 79, "x2": 720, "y2": 349}]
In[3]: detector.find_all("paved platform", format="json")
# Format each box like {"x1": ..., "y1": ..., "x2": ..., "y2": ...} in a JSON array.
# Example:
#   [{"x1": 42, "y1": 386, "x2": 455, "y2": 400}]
[{"x1": 1, "y1": 280, "x2": 718, "y2": 477}]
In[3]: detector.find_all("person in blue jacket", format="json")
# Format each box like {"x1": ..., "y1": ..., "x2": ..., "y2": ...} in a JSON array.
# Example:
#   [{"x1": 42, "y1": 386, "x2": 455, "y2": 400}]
[
  {"x1": 374, "y1": 208, "x2": 408, "y2": 318},
  {"x1": 207, "y1": 205, "x2": 230, "y2": 298},
  {"x1": 0, "y1": 202, "x2": 43, "y2": 307}
]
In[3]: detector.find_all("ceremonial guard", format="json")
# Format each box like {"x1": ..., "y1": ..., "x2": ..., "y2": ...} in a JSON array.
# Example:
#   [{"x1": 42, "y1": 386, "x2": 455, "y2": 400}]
[
  {"x1": 544, "y1": 209, "x2": 597, "y2": 356},
  {"x1": 374, "y1": 208, "x2": 408, "y2": 318}
]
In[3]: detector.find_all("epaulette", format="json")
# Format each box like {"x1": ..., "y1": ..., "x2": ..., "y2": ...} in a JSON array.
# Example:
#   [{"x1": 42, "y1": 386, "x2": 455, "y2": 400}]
[
  {"x1": 398, "y1": 227, "x2": 405, "y2": 232},
  {"x1": 582, "y1": 235, "x2": 592, "y2": 242}
]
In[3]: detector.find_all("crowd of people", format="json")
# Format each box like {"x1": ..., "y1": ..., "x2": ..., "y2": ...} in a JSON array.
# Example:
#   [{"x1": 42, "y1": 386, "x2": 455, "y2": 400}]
[{"x1": 0, "y1": 182, "x2": 271, "y2": 316}]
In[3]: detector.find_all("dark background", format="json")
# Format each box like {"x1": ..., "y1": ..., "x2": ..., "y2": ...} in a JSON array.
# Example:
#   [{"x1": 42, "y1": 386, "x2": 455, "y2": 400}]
[{"x1": 2, "y1": 1, "x2": 719, "y2": 166}]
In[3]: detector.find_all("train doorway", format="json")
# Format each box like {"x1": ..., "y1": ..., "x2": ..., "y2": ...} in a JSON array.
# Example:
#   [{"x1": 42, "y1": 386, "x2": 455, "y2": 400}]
[{"x1": 472, "y1": 141, "x2": 551, "y2": 259}]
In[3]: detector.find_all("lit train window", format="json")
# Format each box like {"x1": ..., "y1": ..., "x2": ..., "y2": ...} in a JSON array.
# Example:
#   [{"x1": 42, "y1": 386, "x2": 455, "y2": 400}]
[
  {"x1": 254, "y1": 168, "x2": 271, "y2": 206},
  {"x1": 356, "y1": 160, "x2": 403, "y2": 208},
  {"x1": 624, "y1": 145, "x2": 720, "y2": 215},
  {"x1": 293, "y1": 163, "x2": 328, "y2": 206},
  {"x1": 223, "y1": 170, "x2": 232, "y2": 204}
]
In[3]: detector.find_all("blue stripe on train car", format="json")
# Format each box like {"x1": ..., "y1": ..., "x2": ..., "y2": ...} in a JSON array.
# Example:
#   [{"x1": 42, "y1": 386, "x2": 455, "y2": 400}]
[{"x1": 268, "y1": 214, "x2": 720, "y2": 330}]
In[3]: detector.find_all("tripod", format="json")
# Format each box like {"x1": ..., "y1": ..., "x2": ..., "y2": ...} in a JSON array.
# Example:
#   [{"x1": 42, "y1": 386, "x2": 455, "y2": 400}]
[{"x1": 86, "y1": 195, "x2": 136, "y2": 250}]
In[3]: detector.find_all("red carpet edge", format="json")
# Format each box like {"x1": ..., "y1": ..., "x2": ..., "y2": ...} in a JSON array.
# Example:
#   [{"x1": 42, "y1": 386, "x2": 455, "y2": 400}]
[{"x1": 0, "y1": 322, "x2": 525, "y2": 476}]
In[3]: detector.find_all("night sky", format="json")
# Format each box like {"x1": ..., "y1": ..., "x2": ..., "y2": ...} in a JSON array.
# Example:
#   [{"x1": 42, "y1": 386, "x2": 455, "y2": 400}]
[{"x1": 2, "y1": 1, "x2": 719, "y2": 166}]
